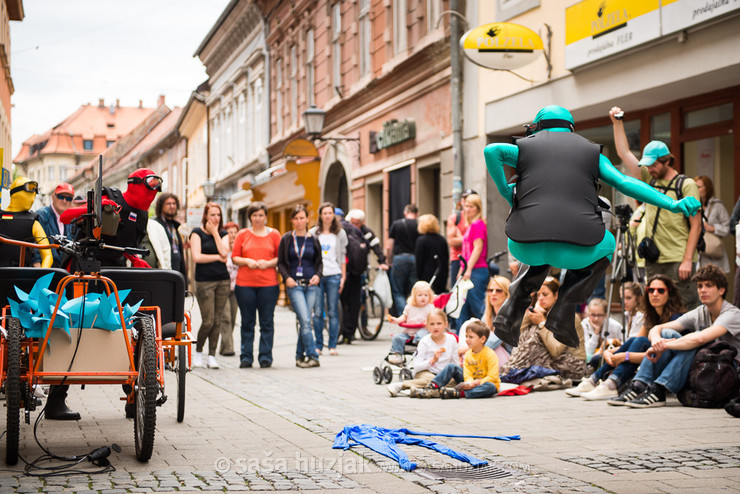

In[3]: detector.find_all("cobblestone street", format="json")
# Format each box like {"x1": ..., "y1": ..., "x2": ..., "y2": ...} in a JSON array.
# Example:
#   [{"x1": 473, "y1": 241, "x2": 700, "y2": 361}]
[{"x1": 2, "y1": 301, "x2": 740, "y2": 493}]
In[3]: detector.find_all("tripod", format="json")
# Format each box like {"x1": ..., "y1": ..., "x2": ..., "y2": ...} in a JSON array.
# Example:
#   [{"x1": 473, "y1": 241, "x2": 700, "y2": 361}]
[{"x1": 604, "y1": 205, "x2": 642, "y2": 347}]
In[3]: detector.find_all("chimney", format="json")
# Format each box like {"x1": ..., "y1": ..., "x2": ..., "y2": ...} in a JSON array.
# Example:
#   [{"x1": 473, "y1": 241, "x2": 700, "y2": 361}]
[
  {"x1": 138, "y1": 99, "x2": 143, "y2": 108},
  {"x1": 158, "y1": 94, "x2": 165, "y2": 107},
  {"x1": 98, "y1": 98, "x2": 105, "y2": 107},
  {"x1": 116, "y1": 99, "x2": 120, "y2": 107}
]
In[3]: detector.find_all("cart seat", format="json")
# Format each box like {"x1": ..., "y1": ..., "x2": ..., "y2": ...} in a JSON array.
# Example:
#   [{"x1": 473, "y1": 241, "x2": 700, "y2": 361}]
[
  {"x1": 0, "y1": 267, "x2": 72, "y2": 310},
  {"x1": 98, "y1": 268, "x2": 186, "y2": 326}
]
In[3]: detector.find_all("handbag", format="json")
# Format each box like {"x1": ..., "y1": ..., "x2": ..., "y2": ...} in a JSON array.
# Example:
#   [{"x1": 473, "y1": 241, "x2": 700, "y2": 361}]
[
  {"x1": 702, "y1": 231, "x2": 725, "y2": 260},
  {"x1": 445, "y1": 278, "x2": 474, "y2": 319},
  {"x1": 372, "y1": 269, "x2": 393, "y2": 309}
]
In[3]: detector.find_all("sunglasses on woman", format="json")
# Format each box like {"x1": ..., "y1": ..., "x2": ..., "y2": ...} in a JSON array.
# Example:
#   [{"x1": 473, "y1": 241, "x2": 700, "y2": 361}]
[
  {"x1": 647, "y1": 287, "x2": 666, "y2": 294},
  {"x1": 487, "y1": 288, "x2": 505, "y2": 294},
  {"x1": 127, "y1": 175, "x2": 163, "y2": 191}
]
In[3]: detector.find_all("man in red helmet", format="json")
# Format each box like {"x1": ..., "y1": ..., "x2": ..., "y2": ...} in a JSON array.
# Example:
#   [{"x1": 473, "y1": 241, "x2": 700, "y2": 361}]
[{"x1": 48, "y1": 168, "x2": 162, "y2": 420}]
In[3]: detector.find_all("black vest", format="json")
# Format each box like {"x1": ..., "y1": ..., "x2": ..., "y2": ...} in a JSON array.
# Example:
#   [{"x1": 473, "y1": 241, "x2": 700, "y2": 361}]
[
  {"x1": 506, "y1": 132, "x2": 604, "y2": 246},
  {"x1": 99, "y1": 187, "x2": 149, "y2": 266},
  {"x1": 0, "y1": 210, "x2": 38, "y2": 266}
]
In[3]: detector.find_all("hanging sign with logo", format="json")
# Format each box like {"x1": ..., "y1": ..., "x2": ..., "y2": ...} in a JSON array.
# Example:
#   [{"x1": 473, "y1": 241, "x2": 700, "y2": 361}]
[
  {"x1": 369, "y1": 119, "x2": 416, "y2": 154},
  {"x1": 565, "y1": 0, "x2": 661, "y2": 70},
  {"x1": 460, "y1": 22, "x2": 544, "y2": 70}
]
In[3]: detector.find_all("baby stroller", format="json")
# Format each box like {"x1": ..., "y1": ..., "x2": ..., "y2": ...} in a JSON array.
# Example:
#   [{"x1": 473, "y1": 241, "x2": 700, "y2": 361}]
[{"x1": 372, "y1": 322, "x2": 424, "y2": 384}]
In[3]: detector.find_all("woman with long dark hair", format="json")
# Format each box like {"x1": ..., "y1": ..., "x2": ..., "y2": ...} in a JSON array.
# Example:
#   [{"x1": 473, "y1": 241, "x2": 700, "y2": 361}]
[
  {"x1": 567, "y1": 274, "x2": 685, "y2": 402},
  {"x1": 695, "y1": 175, "x2": 730, "y2": 273},
  {"x1": 309, "y1": 202, "x2": 347, "y2": 355},
  {"x1": 190, "y1": 202, "x2": 231, "y2": 369},
  {"x1": 278, "y1": 205, "x2": 323, "y2": 368}
]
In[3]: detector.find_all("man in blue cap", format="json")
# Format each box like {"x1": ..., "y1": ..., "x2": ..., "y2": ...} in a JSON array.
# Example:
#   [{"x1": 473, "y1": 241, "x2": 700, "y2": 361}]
[{"x1": 610, "y1": 106, "x2": 702, "y2": 308}]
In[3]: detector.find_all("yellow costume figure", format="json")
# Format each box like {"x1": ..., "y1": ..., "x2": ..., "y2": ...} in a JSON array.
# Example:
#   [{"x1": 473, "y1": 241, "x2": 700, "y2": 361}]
[{"x1": 0, "y1": 177, "x2": 52, "y2": 268}]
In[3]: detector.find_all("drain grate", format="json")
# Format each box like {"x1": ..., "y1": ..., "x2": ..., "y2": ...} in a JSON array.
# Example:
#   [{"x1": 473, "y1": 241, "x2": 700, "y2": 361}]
[{"x1": 415, "y1": 464, "x2": 513, "y2": 481}]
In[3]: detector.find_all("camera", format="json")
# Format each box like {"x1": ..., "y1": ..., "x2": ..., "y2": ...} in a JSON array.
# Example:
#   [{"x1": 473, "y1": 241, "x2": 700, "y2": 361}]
[{"x1": 614, "y1": 203, "x2": 633, "y2": 226}]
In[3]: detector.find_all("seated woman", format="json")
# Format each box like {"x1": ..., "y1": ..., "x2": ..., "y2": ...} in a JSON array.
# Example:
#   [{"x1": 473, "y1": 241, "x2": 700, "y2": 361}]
[
  {"x1": 566, "y1": 274, "x2": 685, "y2": 401},
  {"x1": 500, "y1": 276, "x2": 586, "y2": 382},
  {"x1": 482, "y1": 276, "x2": 512, "y2": 368}
]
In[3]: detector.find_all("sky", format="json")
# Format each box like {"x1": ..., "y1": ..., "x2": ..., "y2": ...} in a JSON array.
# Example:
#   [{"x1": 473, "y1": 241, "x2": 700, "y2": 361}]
[{"x1": 10, "y1": 0, "x2": 232, "y2": 160}]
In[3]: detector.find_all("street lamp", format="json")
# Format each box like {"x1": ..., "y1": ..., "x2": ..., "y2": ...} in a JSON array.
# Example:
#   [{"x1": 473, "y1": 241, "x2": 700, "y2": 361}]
[
  {"x1": 202, "y1": 179, "x2": 215, "y2": 201},
  {"x1": 302, "y1": 105, "x2": 359, "y2": 142}
]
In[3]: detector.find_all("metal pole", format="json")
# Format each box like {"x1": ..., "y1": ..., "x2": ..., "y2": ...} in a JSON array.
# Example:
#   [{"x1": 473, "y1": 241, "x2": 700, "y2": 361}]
[{"x1": 450, "y1": 0, "x2": 464, "y2": 208}]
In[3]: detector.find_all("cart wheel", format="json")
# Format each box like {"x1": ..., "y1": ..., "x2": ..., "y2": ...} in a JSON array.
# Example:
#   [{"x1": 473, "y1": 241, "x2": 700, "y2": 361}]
[
  {"x1": 134, "y1": 318, "x2": 158, "y2": 461},
  {"x1": 399, "y1": 368, "x2": 413, "y2": 382},
  {"x1": 4, "y1": 317, "x2": 22, "y2": 465},
  {"x1": 382, "y1": 366, "x2": 393, "y2": 384},
  {"x1": 176, "y1": 345, "x2": 186, "y2": 423},
  {"x1": 372, "y1": 367, "x2": 383, "y2": 384}
]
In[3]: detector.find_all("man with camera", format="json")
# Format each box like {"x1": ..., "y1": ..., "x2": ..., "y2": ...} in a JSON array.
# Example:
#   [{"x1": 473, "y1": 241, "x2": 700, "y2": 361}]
[{"x1": 610, "y1": 107, "x2": 701, "y2": 309}]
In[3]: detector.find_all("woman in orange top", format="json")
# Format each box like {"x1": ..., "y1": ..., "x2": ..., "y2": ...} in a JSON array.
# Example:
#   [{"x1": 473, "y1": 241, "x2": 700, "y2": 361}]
[{"x1": 232, "y1": 202, "x2": 282, "y2": 368}]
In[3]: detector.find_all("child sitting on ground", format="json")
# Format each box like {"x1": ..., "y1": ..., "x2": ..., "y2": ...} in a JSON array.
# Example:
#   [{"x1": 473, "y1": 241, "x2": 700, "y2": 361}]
[
  {"x1": 410, "y1": 320, "x2": 500, "y2": 399},
  {"x1": 387, "y1": 308, "x2": 459, "y2": 396},
  {"x1": 386, "y1": 281, "x2": 435, "y2": 365}
]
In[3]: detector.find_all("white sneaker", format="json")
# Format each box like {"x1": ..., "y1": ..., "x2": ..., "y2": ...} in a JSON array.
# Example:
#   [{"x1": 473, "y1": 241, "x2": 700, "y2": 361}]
[
  {"x1": 581, "y1": 381, "x2": 618, "y2": 401},
  {"x1": 565, "y1": 378, "x2": 597, "y2": 397},
  {"x1": 207, "y1": 355, "x2": 220, "y2": 369},
  {"x1": 192, "y1": 351, "x2": 204, "y2": 368},
  {"x1": 388, "y1": 354, "x2": 404, "y2": 365},
  {"x1": 387, "y1": 382, "x2": 404, "y2": 397}
]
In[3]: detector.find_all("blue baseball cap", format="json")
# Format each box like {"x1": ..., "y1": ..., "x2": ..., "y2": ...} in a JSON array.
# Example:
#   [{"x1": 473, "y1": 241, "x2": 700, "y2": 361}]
[
  {"x1": 639, "y1": 141, "x2": 671, "y2": 166},
  {"x1": 334, "y1": 207, "x2": 345, "y2": 217}
]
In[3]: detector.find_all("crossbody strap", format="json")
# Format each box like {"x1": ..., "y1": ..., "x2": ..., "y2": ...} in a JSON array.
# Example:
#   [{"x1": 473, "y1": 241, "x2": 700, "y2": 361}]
[{"x1": 648, "y1": 174, "x2": 679, "y2": 238}]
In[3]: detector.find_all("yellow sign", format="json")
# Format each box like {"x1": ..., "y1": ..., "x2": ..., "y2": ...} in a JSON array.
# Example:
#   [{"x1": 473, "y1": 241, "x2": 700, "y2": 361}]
[
  {"x1": 566, "y1": 0, "x2": 659, "y2": 45},
  {"x1": 460, "y1": 22, "x2": 543, "y2": 70},
  {"x1": 284, "y1": 138, "x2": 319, "y2": 158}
]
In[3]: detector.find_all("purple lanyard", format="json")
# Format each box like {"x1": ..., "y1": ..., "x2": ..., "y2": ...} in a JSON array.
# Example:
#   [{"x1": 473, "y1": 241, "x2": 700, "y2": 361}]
[{"x1": 292, "y1": 231, "x2": 307, "y2": 267}]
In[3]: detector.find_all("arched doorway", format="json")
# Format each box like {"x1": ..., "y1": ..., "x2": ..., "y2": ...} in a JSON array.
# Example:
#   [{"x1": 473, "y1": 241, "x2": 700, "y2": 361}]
[{"x1": 324, "y1": 160, "x2": 348, "y2": 212}]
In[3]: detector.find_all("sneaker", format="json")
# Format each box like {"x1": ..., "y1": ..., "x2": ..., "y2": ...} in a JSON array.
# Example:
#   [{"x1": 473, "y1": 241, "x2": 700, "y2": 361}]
[
  {"x1": 296, "y1": 358, "x2": 309, "y2": 368},
  {"x1": 607, "y1": 380, "x2": 647, "y2": 406},
  {"x1": 329, "y1": 349, "x2": 338, "y2": 356},
  {"x1": 259, "y1": 361, "x2": 272, "y2": 368},
  {"x1": 192, "y1": 351, "x2": 204, "y2": 368},
  {"x1": 626, "y1": 383, "x2": 666, "y2": 408},
  {"x1": 440, "y1": 387, "x2": 461, "y2": 399},
  {"x1": 207, "y1": 355, "x2": 220, "y2": 369},
  {"x1": 410, "y1": 385, "x2": 440, "y2": 399},
  {"x1": 565, "y1": 379, "x2": 596, "y2": 397},
  {"x1": 388, "y1": 354, "x2": 404, "y2": 366},
  {"x1": 581, "y1": 381, "x2": 618, "y2": 401},
  {"x1": 240, "y1": 361, "x2": 252, "y2": 368},
  {"x1": 304, "y1": 358, "x2": 320, "y2": 368},
  {"x1": 387, "y1": 382, "x2": 404, "y2": 397}
]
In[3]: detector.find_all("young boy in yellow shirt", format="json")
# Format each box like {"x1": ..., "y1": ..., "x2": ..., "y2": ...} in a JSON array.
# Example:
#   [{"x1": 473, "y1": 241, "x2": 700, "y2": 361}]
[{"x1": 410, "y1": 320, "x2": 500, "y2": 399}]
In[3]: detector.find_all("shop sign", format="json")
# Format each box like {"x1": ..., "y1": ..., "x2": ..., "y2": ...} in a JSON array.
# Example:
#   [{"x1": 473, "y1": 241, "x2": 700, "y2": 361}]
[
  {"x1": 565, "y1": 0, "x2": 661, "y2": 70},
  {"x1": 662, "y1": 0, "x2": 740, "y2": 35},
  {"x1": 460, "y1": 22, "x2": 543, "y2": 70},
  {"x1": 369, "y1": 119, "x2": 416, "y2": 154}
]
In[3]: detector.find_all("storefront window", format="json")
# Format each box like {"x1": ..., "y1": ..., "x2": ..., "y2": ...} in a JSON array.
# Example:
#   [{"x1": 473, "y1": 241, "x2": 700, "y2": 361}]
[
  {"x1": 684, "y1": 102, "x2": 732, "y2": 129},
  {"x1": 650, "y1": 112, "x2": 670, "y2": 146}
]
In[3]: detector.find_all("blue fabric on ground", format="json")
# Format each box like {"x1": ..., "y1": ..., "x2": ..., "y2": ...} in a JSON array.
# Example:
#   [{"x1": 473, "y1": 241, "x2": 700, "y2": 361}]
[
  {"x1": 333, "y1": 424, "x2": 520, "y2": 471},
  {"x1": 501, "y1": 365, "x2": 560, "y2": 384}
]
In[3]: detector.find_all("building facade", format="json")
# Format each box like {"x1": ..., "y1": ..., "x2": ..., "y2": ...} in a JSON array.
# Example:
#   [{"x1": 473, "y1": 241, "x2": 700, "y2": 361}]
[{"x1": 0, "y1": 0, "x2": 22, "y2": 192}]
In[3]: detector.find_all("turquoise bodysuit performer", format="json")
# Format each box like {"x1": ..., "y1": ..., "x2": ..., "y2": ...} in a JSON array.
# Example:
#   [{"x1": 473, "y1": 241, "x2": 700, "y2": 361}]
[{"x1": 484, "y1": 105, "x2": 699, "y2": 348}]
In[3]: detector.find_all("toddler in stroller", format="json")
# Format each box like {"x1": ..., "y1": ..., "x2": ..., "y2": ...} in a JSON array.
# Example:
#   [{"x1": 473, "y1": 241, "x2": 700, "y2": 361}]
[{"x1": 386, "y1": 281, "x2": 435, "y2": 365}]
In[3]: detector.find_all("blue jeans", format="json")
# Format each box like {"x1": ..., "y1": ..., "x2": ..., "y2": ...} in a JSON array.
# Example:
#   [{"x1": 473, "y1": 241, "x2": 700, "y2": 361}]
[
  {"x1": 431, "y1": 363, "x2": 497, "y2": 399},
  {"x1": 234, "y1": 284, "x2": 280, "y2": 366},
  {"x1": 592, "y1": 336, "x2": 650, "y2": 386},
  {"x1": 390, "y1": 329, "x2": 429, "y2": 354},
  {"x1": 633, "y1": 329, "x2": 698, "y2": 394},
  {"x1": 287, "y1": 284, "x2": 320, "y2": 361},
  {"x1": 390, "y1": 254, "x2": 417, "y2": 316},
  {"x1": 456, "y1": 267, "x2": 490, "y2": 333},
  {"x1": 313, "y1": 274, "x2": 341, "y2": 350}
]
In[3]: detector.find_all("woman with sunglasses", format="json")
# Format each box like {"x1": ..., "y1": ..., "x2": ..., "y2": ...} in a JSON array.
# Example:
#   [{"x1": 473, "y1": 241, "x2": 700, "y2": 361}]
[
  {"x1": 277, "y1": 205, "x2": 323, "y2": 368},
  {"x1": 567, "y1": 275, "x2": 685, "y2": 401},
  {"x1": 190, "y1": 202, "x2": 231, "y2": 369},
  {"x1": 500, "y1": 276, "x2": 586, "y2": 384},
  {"x1": 481, "y1": 276, "x2": 512, "y2": 368}
]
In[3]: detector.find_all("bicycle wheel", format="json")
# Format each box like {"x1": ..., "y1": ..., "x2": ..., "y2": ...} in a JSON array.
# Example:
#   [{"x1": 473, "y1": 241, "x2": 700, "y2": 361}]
[
  {"x1": 176, "y1": 344, "x2": 186, "y2": 423},
  {"x1": 5, "y1": 317, "x2": 21, "y2": 465},
  {"x1": 358, "y1": 290, "x2": 384, "y2": 340},
  {"x1": 134, "y1": 318, "x2": 158, "y2": 461}
]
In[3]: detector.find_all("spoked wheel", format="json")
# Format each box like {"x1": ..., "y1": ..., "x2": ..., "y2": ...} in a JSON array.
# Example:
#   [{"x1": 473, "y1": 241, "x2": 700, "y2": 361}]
[
  {"x1": 358, "y1": 291, "x2": 384, "y2": 341},
  {"x1": 134, "y1": 318, "x2": 158, "y2": 461},
  {"x1": 175, "y1": 345, "x2": 186, "y2": 423},
  {"x1": 5, "y1": 317, "x2": 22, "y2": 465},
  {"x1": 382, "y1": 366, "x2": 393, "y2": 384}
]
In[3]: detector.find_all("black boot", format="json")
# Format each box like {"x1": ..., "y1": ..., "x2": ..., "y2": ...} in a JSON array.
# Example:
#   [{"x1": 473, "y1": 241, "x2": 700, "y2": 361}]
[
  {"x1": 45, "y1": 385, "x2": 81, "y2": 421},
  {"x1": 545, "y1": 257, "x2": 610, "y2": 348},
  {"x1": 493, "y1": 264, "x2": 551, "y2": 347}
]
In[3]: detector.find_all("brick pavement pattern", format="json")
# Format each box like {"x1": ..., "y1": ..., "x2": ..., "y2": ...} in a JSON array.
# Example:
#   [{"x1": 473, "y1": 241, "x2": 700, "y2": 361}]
[{"x1": 1, "y1": 298, "x2": 739, "y2": 493}]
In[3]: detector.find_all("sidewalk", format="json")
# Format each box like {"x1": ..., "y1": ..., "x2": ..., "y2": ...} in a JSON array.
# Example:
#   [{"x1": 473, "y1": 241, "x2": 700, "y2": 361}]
[{"x1": 2, "y1": 297, "x2": 739, "y2": 493}]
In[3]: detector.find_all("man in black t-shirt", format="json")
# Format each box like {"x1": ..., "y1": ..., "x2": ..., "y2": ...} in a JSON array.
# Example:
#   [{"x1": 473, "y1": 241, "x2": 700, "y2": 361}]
[{"x1": 387, "y1": 204, "x2": 419, "y2": 316}]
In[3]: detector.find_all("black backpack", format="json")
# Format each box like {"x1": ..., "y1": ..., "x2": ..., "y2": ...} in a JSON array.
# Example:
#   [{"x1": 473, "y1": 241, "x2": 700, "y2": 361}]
[
  {"x1": 678, "y1": 341, "x2": 739, "y2": 408},
  {"x1": 343, "y1": 224, "x2": 369, "y2": 276}
]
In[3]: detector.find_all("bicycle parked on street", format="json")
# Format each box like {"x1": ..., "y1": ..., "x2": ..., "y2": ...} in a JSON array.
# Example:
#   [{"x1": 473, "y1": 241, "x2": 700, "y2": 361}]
[{"x1": 357, "y1": 268, "x2": 385, "y2": 340}]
